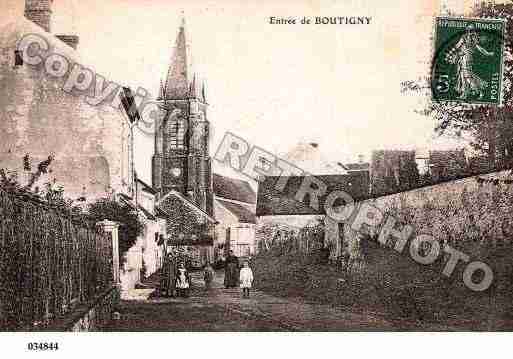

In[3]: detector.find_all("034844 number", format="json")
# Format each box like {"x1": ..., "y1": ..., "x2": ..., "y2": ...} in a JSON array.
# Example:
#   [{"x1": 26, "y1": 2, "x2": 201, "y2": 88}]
[{"x1": 27, "y1": 342, "x2": 59, "y2": 351}]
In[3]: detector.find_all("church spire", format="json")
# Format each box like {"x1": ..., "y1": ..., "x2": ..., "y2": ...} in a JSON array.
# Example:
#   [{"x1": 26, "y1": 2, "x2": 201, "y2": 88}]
[{"x1": 164, "y1": 18, "x2": 191, "y2": 99}]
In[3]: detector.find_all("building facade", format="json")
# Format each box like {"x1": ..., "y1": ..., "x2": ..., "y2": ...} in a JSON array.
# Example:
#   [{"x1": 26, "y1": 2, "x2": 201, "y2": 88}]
[
  {"x1": 256, "y1": 173, "x2": 370, "y2": 261},
  {"x1": 213, "y1": 173, "x2": 257, "y2": 259},
  {"x1": 0, "y1": 0, "x2": 132, "y2": 200},
  {"x1": 119, "y1": 178, "x2": 167, "y2": 293}
]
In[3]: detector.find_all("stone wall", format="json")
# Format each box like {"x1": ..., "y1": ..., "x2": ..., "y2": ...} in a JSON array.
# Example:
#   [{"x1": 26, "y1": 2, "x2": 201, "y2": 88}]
[
  {"x1": 343, "y1": 170, "x2": 513, "y2": 260},
  {"x1": 258, "y1": 171, "x2": 513, "y2": 265}
]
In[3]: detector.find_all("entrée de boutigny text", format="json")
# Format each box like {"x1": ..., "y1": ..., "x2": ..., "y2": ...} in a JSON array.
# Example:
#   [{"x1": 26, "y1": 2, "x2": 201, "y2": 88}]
[{"x1": 269, "y1": 16, "x2": 372, "y2": 25}]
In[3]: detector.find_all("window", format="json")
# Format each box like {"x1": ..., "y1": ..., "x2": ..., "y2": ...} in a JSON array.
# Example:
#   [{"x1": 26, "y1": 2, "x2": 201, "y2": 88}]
[
  {"x1": 14, "y1": 50, "x2": 23, "y2": 66},
  {"x1": 166, "y1": 120, "x2": 185, "y2": 150}
]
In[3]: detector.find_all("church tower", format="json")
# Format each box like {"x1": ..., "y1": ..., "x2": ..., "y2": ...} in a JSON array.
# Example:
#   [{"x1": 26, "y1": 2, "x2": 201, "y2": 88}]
[
  {"x1": 25, "y1": 0, "x2": 53, "y2": 33},
  {"x1": 152, "y1": 20, "x2": 213, "y2": 215}
]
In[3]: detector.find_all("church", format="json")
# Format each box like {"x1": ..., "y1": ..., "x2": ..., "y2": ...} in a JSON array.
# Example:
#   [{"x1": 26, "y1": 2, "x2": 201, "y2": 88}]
[{"x1": 153, "y1": 21, "x2": 257, "y2": 266}]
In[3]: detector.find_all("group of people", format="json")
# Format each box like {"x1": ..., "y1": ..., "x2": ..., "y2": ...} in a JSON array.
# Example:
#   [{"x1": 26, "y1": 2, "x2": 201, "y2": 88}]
[
  {"x1": 160, "y1": 253, "x2": 192, "y2": 298},
  {"x1": 160, "y1": 250, "x2": 254, "y2": 298},
  {"x1": 224, "y1": 250, "x2": 254, "y2": 298}
]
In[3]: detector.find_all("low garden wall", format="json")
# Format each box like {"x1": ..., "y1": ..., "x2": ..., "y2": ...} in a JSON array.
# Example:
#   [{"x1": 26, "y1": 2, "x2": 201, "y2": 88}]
[
  {"x1": 46, "y1": 285, "x2": 119, "y2": 332},
  {"x1": 253, "y1": 171, "x2": 513, "y2": 329}
]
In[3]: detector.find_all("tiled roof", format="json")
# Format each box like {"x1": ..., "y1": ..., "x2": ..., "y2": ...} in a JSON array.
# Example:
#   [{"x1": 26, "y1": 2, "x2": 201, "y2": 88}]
[
  {"x1": 256, "y1": 172, "x2": 370, "y2": 216},
  {"x1": 157, "y1": 190, "x2": 217, "y2": 224},
  {"x1": 217, "y1": 199, "x2": 256, "y2": 224},
  {"x1": 213, "y1": 173, "x2": 256, "y2": 204}
]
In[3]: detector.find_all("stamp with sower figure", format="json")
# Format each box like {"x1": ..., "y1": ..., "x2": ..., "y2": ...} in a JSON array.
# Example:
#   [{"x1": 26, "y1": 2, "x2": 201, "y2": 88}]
[{"x1": 432, "y1": 17, "x2": 506, "y2": 106}]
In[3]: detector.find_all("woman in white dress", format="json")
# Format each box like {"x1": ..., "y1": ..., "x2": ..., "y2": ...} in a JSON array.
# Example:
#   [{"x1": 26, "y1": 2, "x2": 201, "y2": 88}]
[{"x1": 239, "y1": 261, "x2": 254, "y2": 298}]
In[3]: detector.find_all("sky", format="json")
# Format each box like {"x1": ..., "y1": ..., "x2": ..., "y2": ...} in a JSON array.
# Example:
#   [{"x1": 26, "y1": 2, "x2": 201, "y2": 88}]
[{"x1": 4, "y1": 0, "x2": 493, "y2": 183}]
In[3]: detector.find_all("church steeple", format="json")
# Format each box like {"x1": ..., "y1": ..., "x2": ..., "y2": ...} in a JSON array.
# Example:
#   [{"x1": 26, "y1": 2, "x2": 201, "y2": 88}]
[
  {"x1": 164, "y1": 18, "x2": 191, "y2": 100},
  {"x1": 153, "y1": 18, "x2": 212, "y2": 214}
]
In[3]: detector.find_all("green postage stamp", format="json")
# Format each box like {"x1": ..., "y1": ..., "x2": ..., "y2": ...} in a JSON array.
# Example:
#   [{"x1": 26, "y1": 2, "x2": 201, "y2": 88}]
[{"x1": 432, "y1": 17, "x2": 506, "y2": 106}]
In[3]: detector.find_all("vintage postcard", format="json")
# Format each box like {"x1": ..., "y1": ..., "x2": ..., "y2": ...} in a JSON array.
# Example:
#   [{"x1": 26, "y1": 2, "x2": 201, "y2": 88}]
[{"x1": 1, "y1": 0, "x2": 513, "y2": 357}]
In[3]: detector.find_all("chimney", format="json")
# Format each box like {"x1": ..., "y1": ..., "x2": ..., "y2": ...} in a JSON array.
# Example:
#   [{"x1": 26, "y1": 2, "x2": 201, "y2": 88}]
[
  {"x1": 56, "y1": 35, "x2": 80, "y2": 50},
  {"x1": 25, "y1": 0, "x2": 53, "y2": 33}
]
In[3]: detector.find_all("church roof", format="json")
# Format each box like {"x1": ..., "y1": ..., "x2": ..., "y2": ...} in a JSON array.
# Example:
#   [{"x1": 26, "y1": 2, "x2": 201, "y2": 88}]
[
  {"x1": 163, "y1": 20, "x2": 204, "y2": 101},
  {"x1": 216, "y1": 198, "x2": 256, "y2": 224},
  {"x1": 256, "y1": 172, "x2": 370, "y2": 216},
  {"x1": 157, "y1": 190, "x2": 217, "y2": 224},
  {"x1": 213, "y1": 173, "x2": 256, "y2": 204}
]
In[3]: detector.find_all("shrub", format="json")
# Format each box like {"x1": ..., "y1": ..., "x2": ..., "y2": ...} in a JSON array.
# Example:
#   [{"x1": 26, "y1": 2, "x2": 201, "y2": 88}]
[{"x1": 86, "y1": 198, "x2": 144, "y2": 262}]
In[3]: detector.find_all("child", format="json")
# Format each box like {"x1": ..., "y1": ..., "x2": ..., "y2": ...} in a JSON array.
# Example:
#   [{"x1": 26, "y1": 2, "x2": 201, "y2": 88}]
[
  {"x1": 203, "y1": 262, "x2": 214, "y2": 290},
  {"x1": 175, "y1": 262, "x2": 190, "y2": 298},
  {"x1": 239, "y1": 261, "x2": 254, "y2": 298}
]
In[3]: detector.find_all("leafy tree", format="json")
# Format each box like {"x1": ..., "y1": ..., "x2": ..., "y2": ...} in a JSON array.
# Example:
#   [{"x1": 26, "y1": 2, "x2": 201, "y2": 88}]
[
  {"x1": 86, "y1": 198, "x2": 144, "y2": 261},
  {"x1": 371, "y1": 151, "x2": 420, "y2": 195},
  {"x1": 400, "y1": 159, "x2": 420, "y2": 190}
]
